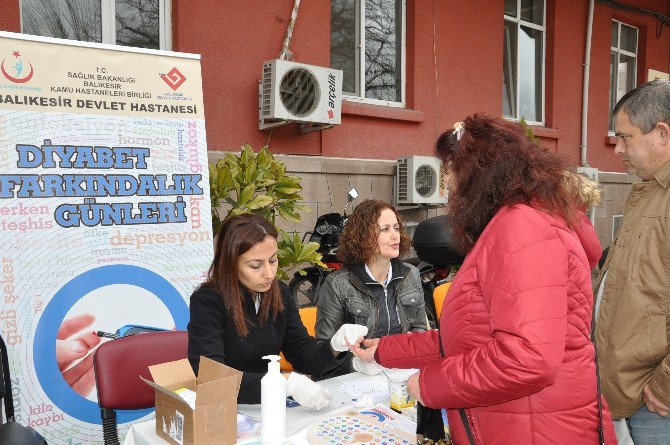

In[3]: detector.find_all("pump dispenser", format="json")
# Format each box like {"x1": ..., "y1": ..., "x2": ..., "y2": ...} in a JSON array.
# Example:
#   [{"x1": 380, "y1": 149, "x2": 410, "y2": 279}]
[{"x1": 261, "y1": 355, "x2": 286, "y2": 444}]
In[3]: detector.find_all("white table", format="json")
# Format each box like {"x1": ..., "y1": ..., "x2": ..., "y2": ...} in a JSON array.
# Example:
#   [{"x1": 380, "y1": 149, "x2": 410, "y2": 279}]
[{"x1": 122, "y1": 372, "x2": 396, "y2": 445}]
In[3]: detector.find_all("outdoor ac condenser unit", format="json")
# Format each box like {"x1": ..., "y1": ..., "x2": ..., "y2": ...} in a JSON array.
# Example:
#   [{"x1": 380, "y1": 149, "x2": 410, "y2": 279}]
[
  {"x1": 396, "y1": 156, "x2": 446, "y2": 205},
  {"x1": 259, "y1": 59, "x2": 343, "y2": 130}
]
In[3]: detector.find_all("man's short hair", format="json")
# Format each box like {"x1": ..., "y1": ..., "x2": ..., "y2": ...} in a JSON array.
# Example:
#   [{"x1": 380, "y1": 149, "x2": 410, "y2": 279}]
[{"x1": 613, "y1": 79, "x2": 670, "y2": 133}]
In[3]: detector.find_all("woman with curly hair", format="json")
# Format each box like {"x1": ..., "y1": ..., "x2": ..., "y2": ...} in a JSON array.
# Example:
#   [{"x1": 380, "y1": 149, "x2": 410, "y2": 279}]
[
  {"x1": 351, "y1": 115, "x2": 617, "y2": 444},
  {"x1": 314, "y1": 199, "x2": 427, "y2": 378}
]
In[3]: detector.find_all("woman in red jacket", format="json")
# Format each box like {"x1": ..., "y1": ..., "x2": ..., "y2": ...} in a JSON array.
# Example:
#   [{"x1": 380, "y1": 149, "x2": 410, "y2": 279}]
[{"x1": 352, "y1": 115, "x2": 617, "y2": 444}]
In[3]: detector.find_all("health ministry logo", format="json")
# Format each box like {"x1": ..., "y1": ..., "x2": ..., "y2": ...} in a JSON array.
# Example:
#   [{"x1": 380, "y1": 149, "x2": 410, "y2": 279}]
[
  {"x1": 1, "y1": 50, "x2": 34, "y2": 83},
  {"x1": 160, "y1": 67, "x2": 186, "y2": 90}
]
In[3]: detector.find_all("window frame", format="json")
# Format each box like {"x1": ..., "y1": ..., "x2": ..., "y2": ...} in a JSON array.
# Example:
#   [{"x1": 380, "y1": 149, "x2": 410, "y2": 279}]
[
  {"x1": 609, "y1": 20, "x2": 638, "y2": 134},
  {"x1": 337, "y1": 0, "x2": 407, "y2": 108},
  {"x1": 503, "y1": 0, "x2": 546, "y2": 125},
  {"x1": 19, "y1": 0, "x2": 172, "y2": 51}
]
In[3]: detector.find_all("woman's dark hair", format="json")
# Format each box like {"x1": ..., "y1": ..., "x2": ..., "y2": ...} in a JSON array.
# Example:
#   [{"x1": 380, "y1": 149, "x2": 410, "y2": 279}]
[
  {"x1": 436, "y1": 114, "x2": 577, "y2": 253},
  {"x1": 205, "y1": 213, "x2": 283, "y2": 337},
  {"x1": 337, "y1": 199, "x2": 410, "y2": 265}
]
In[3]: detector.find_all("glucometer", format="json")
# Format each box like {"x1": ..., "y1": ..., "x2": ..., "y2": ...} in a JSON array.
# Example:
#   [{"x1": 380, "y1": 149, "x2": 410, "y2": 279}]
[{"x1": 94, "y1": 324, "x2": 168, "y2": 339}]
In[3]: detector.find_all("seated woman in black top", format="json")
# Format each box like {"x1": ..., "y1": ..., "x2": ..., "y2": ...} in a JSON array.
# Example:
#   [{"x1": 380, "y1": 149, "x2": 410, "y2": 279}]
[{"x1": 188, "y1": 213, "x2": 359, "y2": 408}]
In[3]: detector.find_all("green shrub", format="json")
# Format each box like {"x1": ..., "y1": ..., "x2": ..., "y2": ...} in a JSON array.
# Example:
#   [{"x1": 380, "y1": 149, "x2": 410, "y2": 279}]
[{"x1": 209, "y1": 145, "x2": 325, "y2": 280}]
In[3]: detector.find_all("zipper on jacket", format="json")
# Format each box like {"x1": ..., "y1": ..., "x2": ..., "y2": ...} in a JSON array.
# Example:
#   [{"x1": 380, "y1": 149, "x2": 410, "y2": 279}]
[
  {"x1": 393, "y1": 274, "x2": 410, "y2": 331},
  {"x1": 369, "y1": 271, "x2": 411, "y2": 334},
  {"x1": 383, "y1": 285, "x2": 391, "y2": 336},
  {"x1": 366, "y1": 280, "x2": 396, "y2": 337},
  {"x1": 352, "y1": 265, "x2": 411, "y2": 336},
  {"x1": 244, "y1": 295, "x2": 265, "y2": 356},
  {"x1": 255, "y1": 309, "x2": 263, "y2": 355}
]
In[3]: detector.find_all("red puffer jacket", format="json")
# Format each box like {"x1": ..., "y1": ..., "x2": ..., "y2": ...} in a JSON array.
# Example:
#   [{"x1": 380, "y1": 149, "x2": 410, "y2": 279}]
[{"x1": 377, "y1": 204, "x2": 617, "y2": 444}]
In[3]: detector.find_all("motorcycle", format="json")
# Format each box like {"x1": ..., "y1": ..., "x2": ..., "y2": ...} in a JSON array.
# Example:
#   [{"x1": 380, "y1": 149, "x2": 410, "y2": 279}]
[{"x1": 288, "y1": 188, "x2": 358, "y2": 308}]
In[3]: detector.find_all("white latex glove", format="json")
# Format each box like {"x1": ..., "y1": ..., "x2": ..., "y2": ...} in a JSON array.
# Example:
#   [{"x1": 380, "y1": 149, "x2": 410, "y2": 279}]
[
  {"x1": 330, "y1": 324, "x2": 368, "y2": 352},
  {"x1": 352, "y1": 356, "x2": 383, "y2": 376},
  {"x1": 286, "y1": 373, "x2": 332, "y2": 410}
]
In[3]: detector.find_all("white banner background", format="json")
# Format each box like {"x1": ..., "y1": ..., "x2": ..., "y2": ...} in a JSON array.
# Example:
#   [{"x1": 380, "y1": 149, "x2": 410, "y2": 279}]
[{"x1": 0, "y1": 32, "x2": 212, "y2": 444}]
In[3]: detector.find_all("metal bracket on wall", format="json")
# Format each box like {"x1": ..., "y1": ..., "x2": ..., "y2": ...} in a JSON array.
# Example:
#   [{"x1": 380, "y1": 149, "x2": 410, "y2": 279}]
[{"x1": 299, "y1": 123, "x2": 333, "y2": 134}]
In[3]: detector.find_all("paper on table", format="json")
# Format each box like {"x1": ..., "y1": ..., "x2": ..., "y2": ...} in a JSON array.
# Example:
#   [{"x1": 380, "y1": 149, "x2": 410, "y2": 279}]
[
  {"x1": 366, "y1": 403, "x2": 417, "y2": 435},
  {"x1": 337, "y1": 380, "x2": 388, "y2": 398}
]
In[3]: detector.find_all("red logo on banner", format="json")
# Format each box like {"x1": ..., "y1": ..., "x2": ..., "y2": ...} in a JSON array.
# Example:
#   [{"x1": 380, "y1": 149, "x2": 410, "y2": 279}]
[
  {"x1": 160, "y1": 67, "x2": 186, "y2": 90},
  {"x1": 327, "y1": 109, "x2": 334, "y2": 119},
  {"x1": 1, "y1": 50, "x2": 34, "y2": 83}
]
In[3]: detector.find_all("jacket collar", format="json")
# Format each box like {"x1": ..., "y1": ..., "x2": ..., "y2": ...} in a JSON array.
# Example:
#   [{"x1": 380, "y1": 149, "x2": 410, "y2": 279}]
[
  {"x1": 364, "y1": 262, "x2": 393, "y2": 286},
  {"x1": 653, "y1": 159, "x2": 670, "y2": 189},
  {"x1": 349, "y1": 258, "x2": 406, "y2": 286},
  {"x1": 240, "y1": 286, "x2": 261, "y2": 313}
]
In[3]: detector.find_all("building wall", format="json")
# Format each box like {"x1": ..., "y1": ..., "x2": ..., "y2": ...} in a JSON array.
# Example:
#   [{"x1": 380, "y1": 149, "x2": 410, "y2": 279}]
[
  {"x1": 1, "y1": 0, "x2": 669, "y2": 249},
  {"x1": 1, "y1": 1, "x2": 667, "y2": 167},
  {"x1": 169, "y1": 0, "x2": 669, "y2": 171},
  {"x1": 208, "y1": 152, "x2": 445, "y2": 242},
  {"x1": 588, "y1": 1, "x2": 670, "y2": 173},
  {"x1": 0, "y1": 2, "x2": 20, "y2": 31},
  {"x1": 594, "y1": 172, "x2": 637, "y2": 249},
  {"x1": 209, "y1": 153, "x2": 632, "y2": 252}
]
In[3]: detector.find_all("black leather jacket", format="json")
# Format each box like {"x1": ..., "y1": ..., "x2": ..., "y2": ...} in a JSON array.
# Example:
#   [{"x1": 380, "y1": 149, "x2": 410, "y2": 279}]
[{"x1": 314, "y1": 259, "x2": 427, "y2": 377}]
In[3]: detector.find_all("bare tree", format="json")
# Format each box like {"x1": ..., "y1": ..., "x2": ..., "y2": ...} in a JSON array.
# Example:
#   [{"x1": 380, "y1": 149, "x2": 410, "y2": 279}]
[
  {"x1": 22, "y1": 0, "x2": 160, "y2": 49},
  {"x1": 331, "y1": 0, "x2": 357, "y2": 94},
  {"x1": 22, "y1": 0, "x2": 102, "y2": 42},
  {"x1": 330, "y1": 0, "x2": 401, "y2": 101},
  {"x1": 116, "y1": 0, "x2": 160, "y2": 49},
  {"x1": 364, "y1": 0, "x2": 401, "y2": 101}
]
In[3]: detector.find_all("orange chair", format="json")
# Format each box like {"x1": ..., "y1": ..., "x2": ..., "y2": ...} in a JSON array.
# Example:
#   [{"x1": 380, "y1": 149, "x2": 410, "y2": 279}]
[
  {"x1": 433, "y1": 282, "x2": 452, "y2": 322},
  {"x1": 280, "y1": 307, "x2": 317, "y2": 372}
]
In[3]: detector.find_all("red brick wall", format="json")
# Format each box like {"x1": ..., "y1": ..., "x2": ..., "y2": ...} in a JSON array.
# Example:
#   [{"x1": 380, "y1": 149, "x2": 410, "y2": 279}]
[{"x1": 1, "y1": 0, "x2": 669, "y2": 172}]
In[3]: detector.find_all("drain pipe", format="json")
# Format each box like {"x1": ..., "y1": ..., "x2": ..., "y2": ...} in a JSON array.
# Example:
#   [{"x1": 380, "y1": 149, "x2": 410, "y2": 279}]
[
  {"x1": 581, "y1": 0, "x2": 595, "y2": 168},
  {"x1": 580, "y1": 0, "x2": 598, "y2": 224}
]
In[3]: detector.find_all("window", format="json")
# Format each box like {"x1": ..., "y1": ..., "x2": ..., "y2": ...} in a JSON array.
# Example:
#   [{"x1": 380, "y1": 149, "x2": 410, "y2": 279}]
[
  {"x1": 612, "y1": 214, "x2": 623, "y2": 240},
  {"x1": 330, "y1": 0, "x2": 405, "y2": 107},
  {"x1": 609, "y1": 21, "x2": 638, "y2": 131},
  {"x1": 503, "y1": 0, "x2": 545, "y2": 123},
  {"x1": 20, "y1": 0, "x2": 171, "y2": 50}
]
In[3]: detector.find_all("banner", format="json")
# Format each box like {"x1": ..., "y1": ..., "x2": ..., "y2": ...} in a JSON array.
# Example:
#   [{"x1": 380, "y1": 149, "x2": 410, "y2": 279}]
[{"x1": 0, "y1": 31, "x2": 212, "y2": 444}]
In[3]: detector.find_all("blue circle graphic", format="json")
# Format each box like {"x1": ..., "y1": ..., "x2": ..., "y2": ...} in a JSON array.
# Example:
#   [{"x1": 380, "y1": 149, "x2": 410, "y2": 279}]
[
  {"x1": 34, "y1": 265, "x2": 189, "y2": 424},
  {"x1": 360, "y1": 411, "x2": 386, "y2": 422}
]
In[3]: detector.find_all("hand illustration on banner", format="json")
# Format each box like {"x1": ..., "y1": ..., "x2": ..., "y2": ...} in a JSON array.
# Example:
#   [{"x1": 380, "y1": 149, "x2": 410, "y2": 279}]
[{"x1": 56, "y1": 313, "x2": 102, "y2": 397}]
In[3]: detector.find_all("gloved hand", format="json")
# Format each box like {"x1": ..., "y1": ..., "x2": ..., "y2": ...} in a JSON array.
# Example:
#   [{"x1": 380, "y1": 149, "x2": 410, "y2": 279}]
[
  {"x1": 286, "y1": 373, "x2": 332, "y2": 410},
  {"x1": 330, "y1": 324, "x2": 368, "y2": 352},
  {"x1": 352, "y1": 356, "x2": 383, "y2": 376}
]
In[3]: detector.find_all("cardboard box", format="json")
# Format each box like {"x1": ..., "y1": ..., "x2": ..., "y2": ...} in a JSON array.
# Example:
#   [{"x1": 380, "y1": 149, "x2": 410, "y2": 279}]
[{"x1": 141, "y1": 357, "x2": 242, "y2": 445}]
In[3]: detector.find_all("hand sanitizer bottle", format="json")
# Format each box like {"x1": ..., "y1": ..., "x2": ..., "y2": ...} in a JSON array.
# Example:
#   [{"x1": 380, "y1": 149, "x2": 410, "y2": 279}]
[{"x1": 261, "y1": 355, "x2": 286, "y2": 444}]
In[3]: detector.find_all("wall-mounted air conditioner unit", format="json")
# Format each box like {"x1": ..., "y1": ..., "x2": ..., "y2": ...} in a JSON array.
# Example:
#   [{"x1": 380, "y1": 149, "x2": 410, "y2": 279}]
[
  {"x1": 395, "y1": 156, "x2": 446, "y2": 206},
  {"x1": 259, "y1": 59, "x2": 343, "y2": 131}
]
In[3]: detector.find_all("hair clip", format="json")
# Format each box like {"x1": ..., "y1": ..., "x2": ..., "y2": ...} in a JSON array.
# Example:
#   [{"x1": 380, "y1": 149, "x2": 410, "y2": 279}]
[{"x1": 453, "y1": 121, "x2": 465, "y2": 141}]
